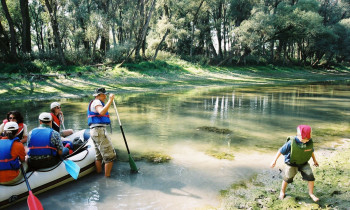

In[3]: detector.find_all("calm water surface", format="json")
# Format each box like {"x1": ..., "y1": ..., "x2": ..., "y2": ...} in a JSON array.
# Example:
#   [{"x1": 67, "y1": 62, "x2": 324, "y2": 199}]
[{"x1": 3, "y1": 82, "x2": 350, "y2": 209}]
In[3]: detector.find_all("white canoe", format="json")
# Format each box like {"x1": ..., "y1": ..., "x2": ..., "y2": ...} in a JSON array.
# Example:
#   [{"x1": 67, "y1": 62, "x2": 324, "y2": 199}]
[{"x1": 0, "y1": 129, "x2": 96, "y2": 208}]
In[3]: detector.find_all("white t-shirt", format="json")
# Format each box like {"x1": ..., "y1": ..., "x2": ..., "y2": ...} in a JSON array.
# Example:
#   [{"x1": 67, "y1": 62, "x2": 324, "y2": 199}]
[
  {"x1": 90, "y1": 99, "x2": 107, "y2": 128},
  {"x1": 90, "y1": 99, "x2": 103, "y2": 113}
]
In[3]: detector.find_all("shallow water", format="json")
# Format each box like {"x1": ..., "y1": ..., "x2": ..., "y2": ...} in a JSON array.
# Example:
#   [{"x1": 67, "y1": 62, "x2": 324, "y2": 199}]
[{"x1": 2, "y1": 82, "x2": 350, "y2": 209}]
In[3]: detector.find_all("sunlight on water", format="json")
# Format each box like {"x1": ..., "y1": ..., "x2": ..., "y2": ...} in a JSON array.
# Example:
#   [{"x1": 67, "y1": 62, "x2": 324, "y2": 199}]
[{"x1": 2, "y1": 82, "x2": 350, "y2": 209}]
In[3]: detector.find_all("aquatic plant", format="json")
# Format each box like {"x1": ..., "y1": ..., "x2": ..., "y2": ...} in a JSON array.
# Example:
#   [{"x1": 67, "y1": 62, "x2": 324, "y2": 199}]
[
  {"x1": 205, "y1": 149, "x2": 235, "y2": 160},
  {"x1": 197, "y1": 126, "x2": 233, "y2": 135}
]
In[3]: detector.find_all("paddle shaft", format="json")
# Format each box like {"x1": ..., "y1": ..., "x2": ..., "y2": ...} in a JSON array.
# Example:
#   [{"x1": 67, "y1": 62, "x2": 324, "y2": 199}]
[
  {"x1": 113, "y1": 100, "x2": 131, "y2": 154},
  {"x1": 20, "y1": 165, "x2": 31, "y2": 191}
]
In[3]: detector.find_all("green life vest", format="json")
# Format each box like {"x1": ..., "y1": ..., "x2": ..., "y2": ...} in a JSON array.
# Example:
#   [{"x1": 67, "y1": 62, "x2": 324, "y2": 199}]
[{"x1": 287, "y1": 136, "x2": 313, "y2": 165}]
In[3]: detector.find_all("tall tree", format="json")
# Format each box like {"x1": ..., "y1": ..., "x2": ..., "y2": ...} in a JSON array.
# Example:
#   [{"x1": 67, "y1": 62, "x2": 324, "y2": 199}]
[
  {"x1": 44, "y1": 0, "x2": 66, "y2": 65},
  {"x1": 1, "y1": 0, "x2": 17, "y2": 61},
  {"x1": 20, "y1": 0, "x2": 31, "y2": 53}
]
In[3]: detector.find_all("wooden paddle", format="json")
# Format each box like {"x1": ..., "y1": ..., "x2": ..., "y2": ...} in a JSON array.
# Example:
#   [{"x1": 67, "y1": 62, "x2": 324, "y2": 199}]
[
  {"x1": 112, "y1": 100, "x2": 138, "y2": 172},
  {"x1": 20, "y1": 165, "x2": 43, "y2": 210}
]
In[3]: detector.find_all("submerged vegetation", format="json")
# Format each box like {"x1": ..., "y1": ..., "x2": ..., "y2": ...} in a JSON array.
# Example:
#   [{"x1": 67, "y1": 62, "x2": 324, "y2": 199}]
[
  {"x1": 197, "y1": 126, "x2": 233, "y2": 135},
  {"x1": 130, "y1": 151, "x2": 172, "y2": 163},
  {"x1": 218, "y1": 140, "x2": 350, "y2": 209},
  {"x1": 205, "y1": 149, "x2": 235, "y2": 160}
]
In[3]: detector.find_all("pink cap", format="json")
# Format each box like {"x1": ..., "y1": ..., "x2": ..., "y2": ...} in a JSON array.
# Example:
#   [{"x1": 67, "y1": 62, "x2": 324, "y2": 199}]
[{"x1": 297, "y1": 125, "x2": 312, "y2": 139}]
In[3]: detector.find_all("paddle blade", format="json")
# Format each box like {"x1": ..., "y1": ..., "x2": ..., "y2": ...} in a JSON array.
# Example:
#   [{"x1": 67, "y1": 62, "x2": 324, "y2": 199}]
[
  {"x1": 28, "y1": 191, "x2": 43, "y2": 210},
  {"x1": 128, "y1": 155, "x2": 138, "y2": 172},
  {"x1": 63, "y1": 159, "x2": 80, "y2": 179}
]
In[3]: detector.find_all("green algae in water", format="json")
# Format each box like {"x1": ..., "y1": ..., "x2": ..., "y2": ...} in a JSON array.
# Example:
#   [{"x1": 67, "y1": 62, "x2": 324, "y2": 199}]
[
  {"x1": 205, "y1": 149, "x2": 235, "y2": 160},
  {"x1": 137, "y1": 152, "x2": 172, "y2": 163},
  {"x1": 197, "y1": 126, "x2": 233, "y2": 134}
]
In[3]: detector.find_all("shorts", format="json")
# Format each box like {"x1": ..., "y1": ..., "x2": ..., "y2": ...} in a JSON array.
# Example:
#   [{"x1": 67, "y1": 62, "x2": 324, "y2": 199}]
[
  {"x1": 283, "y1": 162, "x2": 315, "y2": 183},
  {"x1": 90, "y1": 127, "x2": 116, "y2": 163}
]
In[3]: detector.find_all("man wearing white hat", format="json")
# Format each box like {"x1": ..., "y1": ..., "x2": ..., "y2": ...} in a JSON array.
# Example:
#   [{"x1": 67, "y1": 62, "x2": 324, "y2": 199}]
[
  {"x1": 0, "y1": 122, "x2": 26, "y2": 185},
  {"x1": 88, "y1": 87, "x2": 116, "y2": 177},
  {"x1": 27, "y1": 112, "x2": 68, "y2": 170}
]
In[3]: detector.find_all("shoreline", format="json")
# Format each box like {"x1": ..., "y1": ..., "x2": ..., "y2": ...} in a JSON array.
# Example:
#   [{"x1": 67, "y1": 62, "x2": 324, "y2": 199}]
[{"x1": 1, "y1": 63, "x2": 350, "y2": 101}]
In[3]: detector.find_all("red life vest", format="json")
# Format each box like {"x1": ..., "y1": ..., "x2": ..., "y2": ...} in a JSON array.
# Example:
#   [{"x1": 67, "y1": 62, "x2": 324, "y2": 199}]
[{"x1": 50, "y1": 113, "x2": 61, "y2": 133}]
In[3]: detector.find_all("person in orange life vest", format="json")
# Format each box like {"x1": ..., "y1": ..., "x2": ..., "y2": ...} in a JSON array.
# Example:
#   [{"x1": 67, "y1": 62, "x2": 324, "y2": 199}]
[
  {"x1": 50, "y1": 102, "x2": 73, "y2": 137},
  {"x1": 0, "y1": 122, "x2": 26, "y2": 185},
  {"x1": 88, "y1": 87, "x2": 116, "y2": 177},
  {"x1": 270, "y1": 125, "x2": 319, "y2": 202},
  {"x1": 27, "y1": 112, "x2": 69, "y2": 170},
  {"x1": 0, "y1": 111, "x2": 28, "y2": 144}
]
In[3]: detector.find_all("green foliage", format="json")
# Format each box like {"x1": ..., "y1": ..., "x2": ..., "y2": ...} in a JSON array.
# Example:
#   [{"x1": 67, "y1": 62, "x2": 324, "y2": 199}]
[
  {"x1": 123, "y1": 60, "x2": 174, "y2": 72},
  {"x1": 105, "y1": 42, "x2": 133, "y2": 63},
  {"x1": 0, "y1": 61, "x2": 41, "y2": 74}
]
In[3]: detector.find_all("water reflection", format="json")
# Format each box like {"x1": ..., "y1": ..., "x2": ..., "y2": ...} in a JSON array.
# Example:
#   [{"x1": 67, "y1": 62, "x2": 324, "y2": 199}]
[{"x1": 1, "y1": 83, "x2": 350, "y2": 154}]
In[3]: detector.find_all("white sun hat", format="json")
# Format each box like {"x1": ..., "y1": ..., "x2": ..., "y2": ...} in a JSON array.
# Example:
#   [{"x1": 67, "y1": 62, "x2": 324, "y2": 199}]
[
  {"x1": 39, "y1": 112, "x2": 52, "y2": 122},
  {"x1": 50, "y1": 102, "x2": 61, "y2": 109},
  {"x1": 4, "y1": 122, "x2": 19, "y2": 131}
]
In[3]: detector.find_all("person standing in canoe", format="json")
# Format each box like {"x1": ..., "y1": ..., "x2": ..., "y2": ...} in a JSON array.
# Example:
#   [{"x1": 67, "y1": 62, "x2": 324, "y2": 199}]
[
  {"x1": 270, "y1": 125, "x2": 319, "y2": 202},
  {"x1": 27, "y1": 112, "x2": 69, "y2": 170},
  {"x1": 88, "y1": 87, "x2": 116, "y2": 177},
  {"x1": 0, "y1": 111, "x2": 28, "y2": 144},
  {"x1": 50, "y1": 102, "x2": 73, "y2": 137},
  {"x1": 0, "y1": 122, "x2": 26, "y2": 185}
]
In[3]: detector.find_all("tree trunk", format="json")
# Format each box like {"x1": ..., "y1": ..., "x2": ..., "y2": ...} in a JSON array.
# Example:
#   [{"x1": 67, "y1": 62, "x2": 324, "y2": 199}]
[
  {"x1": 20, "y1": 0, "x2": 31, "y2": 53},
  {"x1": 1, "y1": 0, "x2": 18, "y2": 62},
  {"x1": 0, "y1": 19, "x2": 10, "y2": 55},
  {"x1": 190, "y1": 0, "x2": 205, "y2": 60},
  {"x1": 215, "y1": 0, "x2": 223, "y2": 59},
  {"x1": 153, "y1": 29, "x2": 169, "y2": 61},
  {"x1": 134, "y1": 0, "x2": 156, "y2": 60},
  {"x1": 99, "y1": 0, "x2": 110, "y2": 55},
  {"x1": 44, "y1": 0, "x2": 66, "y2": 65}
]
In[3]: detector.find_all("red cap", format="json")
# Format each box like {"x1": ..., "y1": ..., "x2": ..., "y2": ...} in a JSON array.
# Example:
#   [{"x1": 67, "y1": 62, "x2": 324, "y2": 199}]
[{"x1": 297, "y1": 125, "x2": 311, "y2": 139}]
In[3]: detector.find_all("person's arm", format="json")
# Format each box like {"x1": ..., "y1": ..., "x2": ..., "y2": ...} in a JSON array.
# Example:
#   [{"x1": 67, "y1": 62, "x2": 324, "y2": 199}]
[
  {"x1": 52, "y1": 131, "x2": 63, "y2": 156},
  {"x1": 13, "y1": 142, "x2": 26, "y2": 162},
  {"x1": 0, "y1": 123, "x2": 4, "y2": 136},
  {"x1": 311, "y1": 152, "x2": 319, "y2": 167},
  {"x1": 96, "y1": 94, "x2": 115, "y2": 115},
  {"x1": 270, "y1": 151, "x2": 282, "y2": 168}
]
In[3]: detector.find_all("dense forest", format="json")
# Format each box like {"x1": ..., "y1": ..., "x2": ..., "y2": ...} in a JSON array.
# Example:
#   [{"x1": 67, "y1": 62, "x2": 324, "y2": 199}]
[{"x1": 0, "y1": 0, "x2": 350, "y2": 69}]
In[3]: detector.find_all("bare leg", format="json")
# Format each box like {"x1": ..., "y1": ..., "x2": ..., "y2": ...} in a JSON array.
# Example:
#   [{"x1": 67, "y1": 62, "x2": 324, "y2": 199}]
[
  {"x1": 95, "y1": 160, "x2": 102, "y2": 173},
  {"x1": 308, "y1": 181, "x2": 319, "y2": 202},
  {"x1": 279, "y1": 180, "x2": 288, "y2": 200},
  {"x1": 104, "y1": 162, "x2": 114, "y2": 177}
]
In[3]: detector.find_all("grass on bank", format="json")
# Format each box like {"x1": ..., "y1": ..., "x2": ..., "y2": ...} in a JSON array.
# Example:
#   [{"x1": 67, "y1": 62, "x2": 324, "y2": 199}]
[
  {"x1": 1, "y1": 58, "x2": 350, "y2": 101},
  {"x1": 217, "y1": 141, "x2": 350, "y2": 210}
]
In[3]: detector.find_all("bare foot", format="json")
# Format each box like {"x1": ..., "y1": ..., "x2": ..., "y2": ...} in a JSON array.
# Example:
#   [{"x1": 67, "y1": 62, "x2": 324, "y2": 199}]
[
  {"x1": 309, "y1": 194, "x2": 319, "y2": 202},
  {"x1": 279, "y1": 192, "x2": 285, "y2": 200}
]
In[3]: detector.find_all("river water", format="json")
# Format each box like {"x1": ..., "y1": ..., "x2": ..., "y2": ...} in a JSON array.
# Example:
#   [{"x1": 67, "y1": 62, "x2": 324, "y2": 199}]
[{"x1": 2, "y1": 82, "x2": 350, "y2": 209}]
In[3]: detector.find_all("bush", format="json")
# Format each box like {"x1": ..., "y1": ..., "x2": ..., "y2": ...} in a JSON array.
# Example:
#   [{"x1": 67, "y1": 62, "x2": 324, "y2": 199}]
[
  {"x1": 64, "y1": 50, "x2": 92, "y2": 65},
  {"x1": 105, "y1": 42, "x2": 133, "y2": 63},
  {"x1": 0, "y1": 61, "x2": 41, "y2": 74}
]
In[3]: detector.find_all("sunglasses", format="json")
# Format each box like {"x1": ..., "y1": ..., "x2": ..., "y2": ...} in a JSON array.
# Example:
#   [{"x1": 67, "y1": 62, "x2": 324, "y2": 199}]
[
  {"x1": 9, "y1": 117, "x2": 16, "y2": 120},
  {"x1": 56, "y1": 106, "x2": 61, "y2": 109}
]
